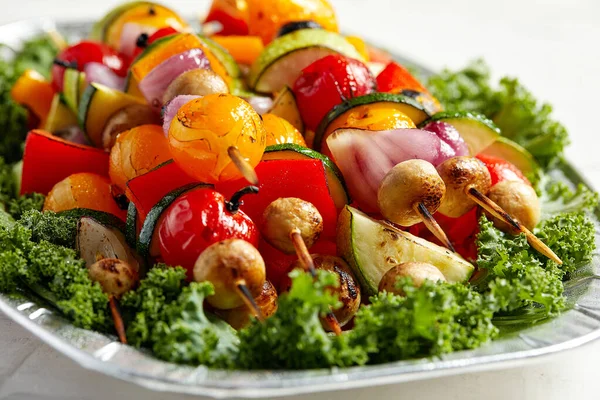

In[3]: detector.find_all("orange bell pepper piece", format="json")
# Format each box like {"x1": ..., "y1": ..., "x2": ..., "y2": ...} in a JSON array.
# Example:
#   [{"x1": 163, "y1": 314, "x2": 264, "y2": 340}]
[
  {"x1": 345, "y1": 36, "x2": 370, "y2": 62},
  {"x1": 212, "y1": 35, "x2": 264, "y2": 65},
  {"x1": 11, "y1": 69, "x2": 55, "y2": 123}
]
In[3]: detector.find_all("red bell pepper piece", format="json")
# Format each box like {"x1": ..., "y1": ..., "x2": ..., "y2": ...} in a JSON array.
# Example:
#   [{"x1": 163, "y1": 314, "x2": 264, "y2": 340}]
[
  {"x1": 21, "y1": 130, "x2": 109, "y2": 195},
  {"x1": 217, "y1": 159, "x2": 340, "y2": 240},
  {"x1": 125, "y1": 159, "x2": 198, "y2": 220},
  {"x1": 376, "y1": 61, "x2": 430, "y2": 95}
]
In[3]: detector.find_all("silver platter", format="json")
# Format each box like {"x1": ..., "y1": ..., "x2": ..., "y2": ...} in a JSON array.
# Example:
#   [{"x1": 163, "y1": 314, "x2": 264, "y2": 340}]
[{"x1": 1, "y1": 18, "x2": 600, "y2": 399}]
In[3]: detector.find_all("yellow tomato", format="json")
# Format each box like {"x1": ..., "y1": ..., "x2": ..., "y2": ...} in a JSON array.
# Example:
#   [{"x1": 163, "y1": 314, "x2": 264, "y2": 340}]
[
  {"x1": 262, "y1": 113, "x2": 306, "y2": 147},
  {"x1": 321, "y1": 102, "x2": 416, "y2": 158},
  {"x1": 109, "y1": 124, "x2": 171, "y2": 192},
  {"x1": 247, "y1": 0, "x2": 338, "y2": 44},
  {"x1": 168, "y1": 94, "x2": 266, "y2": 183},
  {"x1": 44, "y1": 173, "x2": 126, "y2": 220},
  {"x1": 106, "y1": 4, "x2": 188, "y2": 52}
]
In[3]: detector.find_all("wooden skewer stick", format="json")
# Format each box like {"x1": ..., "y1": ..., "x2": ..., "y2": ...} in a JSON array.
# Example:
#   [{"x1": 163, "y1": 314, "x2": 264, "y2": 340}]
[
  {"x1": 289, "y1": 228, "x2": 343, "y2": 335},
  {"x1": 289, "y1": 228, "x2": 317, "y2": 278},
  {"x1": 467, "y1": 187, "x2": 563, "y2": 265},
  {"x1": 413, "y1": 202, "x2": 456, "y2": 253},
  {"x1": 108, "y1": 296, "x2": 127, "y2": 344},
  {"x1": 228, "y1": 146, "x2": 259, "y2": 186},
  {"x1": 235, "y1": 279, "x2": 265, "y2": 322}
]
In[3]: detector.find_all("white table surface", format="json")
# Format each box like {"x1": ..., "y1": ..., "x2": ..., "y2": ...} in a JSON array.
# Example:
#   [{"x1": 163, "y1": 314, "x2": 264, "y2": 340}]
[{"x1": 2, "y1": 0, "x2": 600, "y2": 399}]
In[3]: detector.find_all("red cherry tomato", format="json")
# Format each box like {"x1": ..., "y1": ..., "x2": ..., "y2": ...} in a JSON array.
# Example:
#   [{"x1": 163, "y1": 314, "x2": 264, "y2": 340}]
[
  {"x1": 52, "y1": 41, "x2": 130, "y2": 91},
  {"x1": 157, "y1": 187, "x2": 259, "y2": 280},
  {"x1": 376, "y1": 61, "x2": 429, "y2": 95},
  {"x1": 476, "y1": 154, "x2": 530, "y2": 187},
  {"x1": 132, "y1": 27, "x2": 179, "y2": 59},
  {"x1": 293, "y1": 54, "x2": 376, "y2": 131}
]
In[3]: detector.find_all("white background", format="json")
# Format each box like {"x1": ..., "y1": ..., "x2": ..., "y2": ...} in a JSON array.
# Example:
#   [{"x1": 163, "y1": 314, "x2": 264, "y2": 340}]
[{"x1": 1, "y1": 0, "x2": 600, "y2": 399}]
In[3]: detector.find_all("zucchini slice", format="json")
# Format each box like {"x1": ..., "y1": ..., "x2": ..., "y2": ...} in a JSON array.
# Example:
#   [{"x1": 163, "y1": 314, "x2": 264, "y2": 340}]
[
  {"x1": 126, "y1": 201, "x2": 138, "y2": 249},
  {"x1": 78, "y1": 83, "x2": 145, "y2": 147},
  {"x1": 419, "y1": 111, "x2": 500, "y2": 155},
  {"x1": 44, "y1": 93, "x2": 78, "y2": 133},
  {"x1": 248, "y1": 29, "x2": 364, "y2": 93},
  {"x1": 479, "y1": 136, "x2": 540, "y2": 178},
  {"x1": 263, "y1": 143, "x2": 349, "y2": 209},
  {"x1": 337, "y1": 205, "x2": 475, "y2": 296},
  {"x1": 57, "y1": 208, "x2": 126, "y2": 232},
  {"x1": 314, "y1": 92, "x2": 430, "y2": 152}
]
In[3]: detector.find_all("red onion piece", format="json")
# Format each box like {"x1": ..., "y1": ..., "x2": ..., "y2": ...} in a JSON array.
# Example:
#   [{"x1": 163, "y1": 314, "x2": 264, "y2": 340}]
[
  {"x1": 421, "y1": 121, "x2": 469, "y2": 158},
  {"x1": 242, "y1": 96, "x2": 274, "y2": 115},
  {"x1": 119, "y1": 23, "x2": 157, "y2": 57},
  {"x1": 162, "y1": 95, "x2": 201, "y2": 137},
  {"x1": 327, "y1": 128, "x2": 454, "y2": 212},
  {"x1": 139, "y1": 49, "x2": 211, "y2": 110},
  {"x1": 84, "y1": 62, "x2": 126, "y2": 91}
]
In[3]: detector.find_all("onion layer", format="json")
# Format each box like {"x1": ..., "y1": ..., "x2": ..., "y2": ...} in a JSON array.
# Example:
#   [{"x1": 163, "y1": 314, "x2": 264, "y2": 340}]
[
  {"x1": 243, "y1": 96, "x2": 274, "y2": 115},
  {"x1": 139, "y1": 49, "x2": 211, "y2": 109},
  {"x1": 327, "y1": 128, "x2": 459, "y2": 212},
  {"x1": 162, "y1": 95, "x2": 201, "y2": 137},
  {"x1": 84, "y1": 62, "x2": 126, "y2": 91},
  {"x1": 119, "y1": 23, "x2": 157, "y2": 57}
]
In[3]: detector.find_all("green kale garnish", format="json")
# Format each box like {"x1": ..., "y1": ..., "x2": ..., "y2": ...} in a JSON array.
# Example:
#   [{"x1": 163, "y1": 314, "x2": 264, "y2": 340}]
[
  {"x1": 151, "y1": 282, "x2": 240, "y2": 368},
  {"x1": 121, "y1": 265, "x2": 188, "y2": 348},
  {"x1": 7, "y1": 193, "x2": 45, "y2": 220},
  {"x1": 474, "y1": 212, "x2": 595, "y2": 315},
  {"x1": 539, "y1": 177, "x2": 598, "y2": 218},
  {"x1": 349, "y1": 278, "x2": 497, "y2": 363},
  {"x1": 0, "y1": 157, "x2": 17, "y2": 206},
  {"x1": 237, "y1": 270, "x2": 368, "y2": 369},
  {"x1": 0, "y1": 221, "x2": 110, "y2": 330},
  {"x1": 535, "y1": 212, "x2": 596, "y2": 275},
  {"x1": 426, "y1": 60, "x2": 569, "y2": 167},
  {"x1": 18, "y1": 209, "x2": 77, "y2": 248}
]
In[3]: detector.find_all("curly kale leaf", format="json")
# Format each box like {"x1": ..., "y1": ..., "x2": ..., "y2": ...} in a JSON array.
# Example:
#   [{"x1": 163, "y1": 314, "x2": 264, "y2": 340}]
[
  {"x1": 535, "y1": 212, "x2": 596, "y2": 275},
  {"x1": 349, "y1": 278, "x2": 497, "y2": 364},
  {"x1": 426, "y1": 59, "x2": 569, "y2": 167},
  {"x1": 475, "y1": 217, "x2": 565, "y2": 315},
  {"x1": 539, "y1": 177, "x2": 598, "y2": 218},
  {"x1": 0, "y1": 221, "x2": 110, "y2": 330},
  {"x1": 18, "y1": 210, "x2": 78, "y2": 248},
  {"x1": 151, "y1": 282, "x2": 239, "y2": 368},
  {"x1": 120, "y1": 265, "x2": 188, "y2": 348},
  {"x1": 237, "y1": 270, "x2": 368, "y2": 369},
  {"x1": 7, "y1": 193, "x2": 45, "y2": 220}
]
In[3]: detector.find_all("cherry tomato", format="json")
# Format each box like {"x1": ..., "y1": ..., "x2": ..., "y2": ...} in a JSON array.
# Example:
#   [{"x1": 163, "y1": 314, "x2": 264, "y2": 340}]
[
  {"x1": 168, "y1": 93, "x2": 266, "y2": 184},
  {"x1": 132, "y1": 26, "x2": 179, "y2": 60},
  {"x1": 293, "y1": 54, "x2": 376, "y2": 132},
  {"x1": 43, "y1": 172, "x2": 126, "y2": 220},
  {"x1": 52, "y1": 41, "x2": 130, "y2": 91},
  {"x1": 376, "y1": 61, "x2": 430, "y2": 95},
  {"x1": 205, "y1": 0, "x2": 250, "y2": 36},
  {"x1": 262, "y1": 113, "x2": 306, "y2": 147},
  {"x1": 247, "y1": 0, "x2": 338, "y2": 44},
  {"x1": 157, "y1": 187, "x2": 259, "y2": 280},
  {"x1": 476, "y1": 154, "x2": 530, "y2": 187},
  {"x1": 109, "y1": 124, "x2": 172, "y2": 192}
]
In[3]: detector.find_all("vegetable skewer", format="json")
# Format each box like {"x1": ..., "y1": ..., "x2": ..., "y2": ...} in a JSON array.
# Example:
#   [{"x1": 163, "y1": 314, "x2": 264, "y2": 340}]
[
  {"x1": 261, "y1": 197, "x2": 343, "y2": 335},
  {"x1": 437, "y1": 156, "x2": 562, "y2": 264},
  {"x1": 378, "y1": 159, "x2": 456, "y2": 252},
  {"x1": 87, "y1": 258, "x2": 139, "y2": 344},
  {"x1": 228, "y1": 146, "x2": 260, "y2": 185}
]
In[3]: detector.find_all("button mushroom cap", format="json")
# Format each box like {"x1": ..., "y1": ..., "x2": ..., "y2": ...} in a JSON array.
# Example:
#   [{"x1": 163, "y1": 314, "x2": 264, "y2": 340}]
[
  {"x1": 486, "y1": 180, "x2": 541, "y2": 232},
  {"x1": 162, "y1": 69, "x2": 229, "y2": 105},
  {"x1": 436, "y1": 156, "x2": 492, "y2": 218},
  {"x1": 102, "y1": 104, "x2": 162, "y2": 150},
  {"x1": 378, "y1": 262, "x2": 446, "y2": 295},
  {"x1": 377, "y1": 159, "x2": 446, "y2": 226},
  {"x1": 261, "y1": 197, "x2": 323, "y2": 254},
  {"x1": 218, "y1": 280, "x2": 278, "y2": 330},
  {"x1": 282, "y1": 254, "x2": 361, "y2": 327},
  {"x1": 88, "y1": 258, "x2": 139, "y2": 298},
  {"x1": 193, "y1": 239, "x2": 266, "y2": 310}
]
